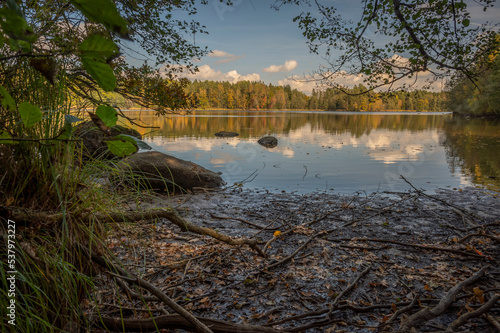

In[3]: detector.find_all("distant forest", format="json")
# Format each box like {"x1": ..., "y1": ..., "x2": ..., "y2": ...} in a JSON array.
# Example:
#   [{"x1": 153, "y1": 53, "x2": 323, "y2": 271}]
[
  {"x1": 86, "y1": 80, "x2": 447, "y2": 112},
  {"x1": 186, "y1": 80, "x2": 446, "y2": 112}
]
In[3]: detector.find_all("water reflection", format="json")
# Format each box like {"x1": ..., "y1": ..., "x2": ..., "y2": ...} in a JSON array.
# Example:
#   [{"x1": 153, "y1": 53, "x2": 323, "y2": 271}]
[
  {"x1": 442, "y1": 116, "x2": 500, "y2": 191},
  {"x1": 121, "y1": 111, "x2": 500, "y2": 193}
]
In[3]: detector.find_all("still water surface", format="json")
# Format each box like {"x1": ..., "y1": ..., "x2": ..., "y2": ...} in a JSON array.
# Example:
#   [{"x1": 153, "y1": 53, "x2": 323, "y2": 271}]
[{"x1": 123, "y1": 110, "x2": 500, "y2": 194}]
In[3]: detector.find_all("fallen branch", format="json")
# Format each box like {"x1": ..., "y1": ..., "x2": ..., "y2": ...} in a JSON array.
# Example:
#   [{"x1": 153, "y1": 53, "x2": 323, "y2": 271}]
[
  {"x1": 397, "y1": 266, "x2": 489, "y2": 333},
  {"x1": 400, "y1": 176, "x2": 481, "y2": 226},
  {"x1": 343, "y1": 237, "x2": 486, "y2": 259},
  {"x1": 459, "y1": 232, "x2": 500, "y2": 243},
  {"x1": 96, "y1": 313, "x2": 289, "y2": 332},
  {"x1": 263, "y1": 231, "x2": 326, "y2": 270},
  {"x1": 484, "y1": 313, "x2": 500, "y2": 331},
  {"x1": 383, "y1": 293, "x2": 419, "y2": 326},
  {"x1": 90, "y1": 253, "x2": 215, "y2": 333},
  {"x1": 209, "y1": 212, "x2": 278, "y2": 230},
  {"x1": 328, "y1": 264, "x2": 372, "y2": 314},
  {"x1": 5, "y1": 207, "x2": 264, "y2": 256},
  {"x1": 160, "y1": 208, "x2": 266, "y2": 257},
  {"x1": 447, "y1": 294, "x2": 500, "y2": 331}
]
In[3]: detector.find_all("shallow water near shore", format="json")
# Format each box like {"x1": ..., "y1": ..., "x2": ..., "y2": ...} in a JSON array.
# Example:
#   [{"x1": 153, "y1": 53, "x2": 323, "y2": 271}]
[{"x1": 122, "y1": 110, "x2": 500, "y2": 194}]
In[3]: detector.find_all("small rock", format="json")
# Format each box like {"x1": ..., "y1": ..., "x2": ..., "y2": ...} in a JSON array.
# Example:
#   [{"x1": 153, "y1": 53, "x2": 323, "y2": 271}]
[
  {"x1": 214, "y1": 131, "x2": 239, "y2": 137},
  {"x1": 258, "y1": 136, "x2": 278, "y2": 148}
]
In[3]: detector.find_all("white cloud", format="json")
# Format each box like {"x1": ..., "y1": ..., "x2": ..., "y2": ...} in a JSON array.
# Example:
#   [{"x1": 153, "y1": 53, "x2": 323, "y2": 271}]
[
  {"x1": 278, "y1": 75, "x2": 320, "y2": 95},
  {"x1": 177, "y1": 64, "x2": 260, "y2": 83},
  {"x1": 208, "y1": 50, "x2": 233, "y2": 58},
  {"x1": 208, "y1": 50, "x2": 245, "y2": 64},
  {"x1": 263, "y1": 60, "x2": 298, "y2": 73},
  {"x1": 279, "y1": 54, "x2": 446, "y2": 94}
]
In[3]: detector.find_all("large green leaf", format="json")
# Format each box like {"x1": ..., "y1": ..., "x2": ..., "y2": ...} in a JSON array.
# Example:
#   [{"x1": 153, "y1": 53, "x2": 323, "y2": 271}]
[
  {"x1": 80, "y1": 35, "x2": 118, "y2": 91},
  {"x1": 19, "y1": 102, "x2": 43, "y2": 128},
  {"x1": 81, "y1": 57, "x2": 116, "y2": 91},
  {"x1": 96, "y1": 105, "x2": 118, "y2": 128},
  {"x1": 106, "y1": 135, "x2": 138, "y2": 157},
  {"x1": 0, "y1": 86, "x2": 16, "y2": 111},
  {"x1": 69, "y1": 0, "x2": 129, "y2": 38},
  {"x1": 79, "y1": 34, "x2": 119, "y2": 59},
  {"x1": 0, "y1": 2, "x2": 36, "y2": 52}
]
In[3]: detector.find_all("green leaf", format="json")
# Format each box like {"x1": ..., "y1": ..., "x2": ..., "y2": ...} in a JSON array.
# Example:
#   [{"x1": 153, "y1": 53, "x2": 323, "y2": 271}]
[
  {"x1": 64, "y1": 114, "x2": 83, "y2": 123},
  {"x1": 79, "y1": 34, "x2": 119, "y2": 59},
  {"x1": 106, "y1": 137, "x2": 138, "y2": 157},
  {"x1": 81, "y1": 57, "x2": 116, "y2": 91},
  {"x1": 0, "y1": 4, "x2": 36, "y2": 52},
  {"x1": 0, "y1": 86, "x2": 16, "y2": 111},
  {"x1": 69, "y1": 0, "x2": 129, "y2": 38},
  {"x1": 79, "y1": 35, "x2": 118, "y2": 91},
  {"x1": 19, "y1": 102, "x2": 43, "y2": 128},
  {"x1": 0, "y1": 130, "x2": 16, "y2": 144},
  {"x1": 96, "y1": 105, "x2": 118, "y2": 127},
  {"x1": 116, "y1": 134, "x2": 152, "y2": 151},
  {"x1": 57, "y1": 122, "x2": 73, "y2": 140},
  {"x1": 113, "y1": 134, "x2": 139, "y2": 147},
  {"x1": 462, "y1": 19, "x2": 470, "y2": 27}
]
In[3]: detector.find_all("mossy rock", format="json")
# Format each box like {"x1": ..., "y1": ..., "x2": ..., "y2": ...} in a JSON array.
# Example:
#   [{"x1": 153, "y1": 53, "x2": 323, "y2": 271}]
[
  {"x1": 75, "y1": 121, "x2": 142, "y2": 159},
  {"x1": 114, "y1": 151, "x2": 225, "y2": 193}
]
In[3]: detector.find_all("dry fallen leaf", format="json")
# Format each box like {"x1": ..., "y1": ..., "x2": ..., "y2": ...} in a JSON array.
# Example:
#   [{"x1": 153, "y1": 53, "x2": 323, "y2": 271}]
[{"x1": 473, "y1": 287, "x2": 484, "y2": 303}]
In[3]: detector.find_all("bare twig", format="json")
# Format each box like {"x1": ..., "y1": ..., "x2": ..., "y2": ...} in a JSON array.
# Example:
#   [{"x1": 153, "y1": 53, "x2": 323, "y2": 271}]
[
  {"x1": 209, "y1": 212, "x2": 278, "y2": 230},
  {"x1": 328, "y1": 264, "x2": 372, "y2": 315},
  {"x1": 264, "y1": 231, "x2": 326, "y2": 270},
  {"x1": 384, "y1": 292, "x2": 419, "y2": 326}
]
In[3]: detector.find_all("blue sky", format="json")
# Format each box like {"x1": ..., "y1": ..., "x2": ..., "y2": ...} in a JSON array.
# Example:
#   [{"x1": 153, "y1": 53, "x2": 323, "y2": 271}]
[
  {"x1": 176, "y1": 1, "x2": 320, "y2": 91},
  {"x1": 134, "y1": 1, "x2": 499, "y2": 94}
]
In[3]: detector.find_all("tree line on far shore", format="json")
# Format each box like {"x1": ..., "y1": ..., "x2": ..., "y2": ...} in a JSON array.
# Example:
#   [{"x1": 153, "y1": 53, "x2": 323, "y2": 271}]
[
  {"x1": 186, "y1": 80, "x2": 446, "y2": 112},
  {"x1": 92, "y1": 80, "x2": 447, "y2": 112}
]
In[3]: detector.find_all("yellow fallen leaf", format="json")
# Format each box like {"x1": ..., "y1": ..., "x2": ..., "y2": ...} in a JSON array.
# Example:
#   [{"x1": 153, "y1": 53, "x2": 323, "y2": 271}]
[
  {"x1": 473, "y1": 287, "x2": 484, "y2": 304},
  {"x1": 273, "y1": 230, "x2": 282, "y2": 237}
]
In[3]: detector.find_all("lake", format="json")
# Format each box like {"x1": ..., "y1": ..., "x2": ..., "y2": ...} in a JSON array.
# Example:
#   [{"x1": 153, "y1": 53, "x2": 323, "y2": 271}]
[{"x1": 122, "y1": 110, "x2": 500, "y2": 194}]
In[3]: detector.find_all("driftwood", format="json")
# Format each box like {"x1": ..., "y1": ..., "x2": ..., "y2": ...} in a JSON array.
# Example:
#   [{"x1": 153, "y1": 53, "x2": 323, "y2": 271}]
[
  {"x1": 5, "y1": 206, "x2": 266, "y2": 256},
  {"x1": 88, "y1": 247, "x2": 214, "y2": 333},
  {"x1": 397, "y1": 266, "x2": 489, "y2": 333},
  {"x1": 97, "y1": 314, "x2": 289, "y2": 332},
  {"x1": 88, "y1": 249, "x2": 287, "y2": 333}
]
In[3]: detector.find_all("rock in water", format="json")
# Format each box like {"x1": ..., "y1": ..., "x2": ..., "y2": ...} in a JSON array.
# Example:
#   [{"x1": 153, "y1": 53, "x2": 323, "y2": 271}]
[
  {"x1": 258, "y1": 136, "x2": 278, "y2": 148},
  {"x1": 214, "y1": 131, "x2": 239, "y2": 137},
  {"x1": 115, "y1": 151, "x2": 224, "y2": 193}
]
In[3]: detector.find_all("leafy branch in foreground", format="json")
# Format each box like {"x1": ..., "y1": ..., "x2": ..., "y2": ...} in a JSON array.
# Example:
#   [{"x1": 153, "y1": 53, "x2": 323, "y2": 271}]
[{"x1": 274, "y1": 0, "x2": 499, "y2": 93}]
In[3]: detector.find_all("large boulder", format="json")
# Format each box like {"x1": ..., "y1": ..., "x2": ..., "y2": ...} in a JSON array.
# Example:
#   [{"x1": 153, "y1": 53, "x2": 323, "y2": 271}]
[
  {"x1": 258, "y1": 136, "x2": 278, "y2": 148},
  {"x1": 115, "y1": 151, "x2": 224, "y2": 193},
  {"x1": 75, "y1": 121, "x2": 142, "y2": 159},
  {"x1": 214, "y1": 131, "x2": 239, "y2": 137}
]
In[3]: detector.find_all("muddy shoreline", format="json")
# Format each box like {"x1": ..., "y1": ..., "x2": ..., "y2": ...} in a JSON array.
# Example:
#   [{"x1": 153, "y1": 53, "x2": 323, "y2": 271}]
[{"x1": 98, "y1": 186, "x2": 500, "y2": 332}]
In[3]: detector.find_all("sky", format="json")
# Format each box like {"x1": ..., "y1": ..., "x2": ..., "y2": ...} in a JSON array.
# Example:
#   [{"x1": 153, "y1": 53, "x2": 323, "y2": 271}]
[
  {"x1": 129, "y1": 1, "x2": 499, "y2": 95},
  {"x1": 172, "y1": 1, "x2": 322, "y2": 93}
]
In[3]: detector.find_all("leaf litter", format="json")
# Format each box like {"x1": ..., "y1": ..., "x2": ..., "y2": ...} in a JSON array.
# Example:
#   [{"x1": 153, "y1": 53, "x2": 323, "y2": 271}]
[{"x1": 92, "y1": 185, "x2": 500, "y2": 332}]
